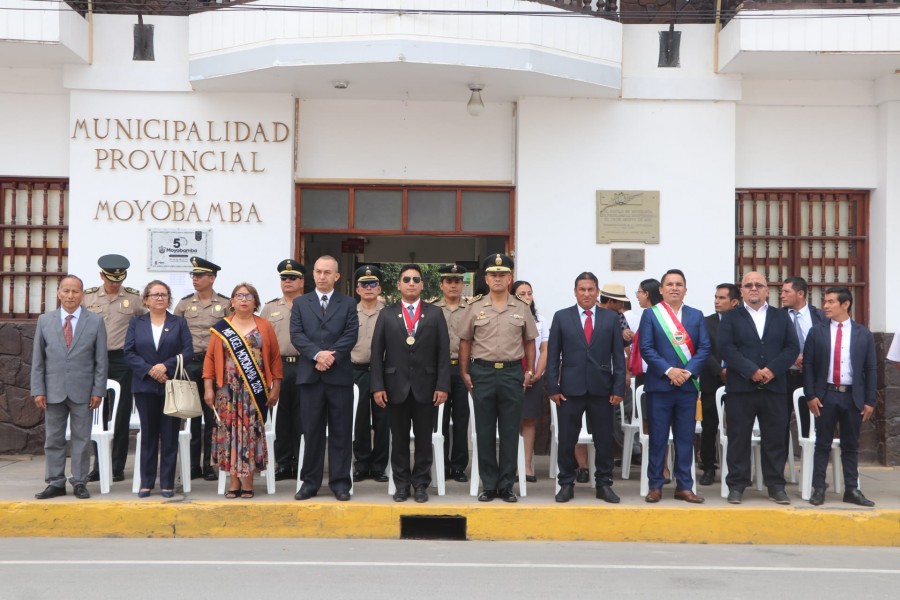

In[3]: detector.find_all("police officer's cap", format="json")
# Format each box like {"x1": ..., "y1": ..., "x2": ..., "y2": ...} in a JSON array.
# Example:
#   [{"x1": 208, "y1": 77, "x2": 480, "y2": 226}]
[
  {"x1": 98, "y1": 254, "x2": 130, "y2": 282},
  {"x1": 482, "y1": 253, "x2": 513, "y2": 273},
  {"x1": 277, "y1": 259, "x2": 306, "y2": 278},
  {"x1": 190, "y1": 257, "x2": 221, "y2": 275},
  {"x1": 439, "y1": 264, "x2": 468, "y2": 278},
  {"x1": 354, "y1": 265, "x2": 382, "y2": 284}
]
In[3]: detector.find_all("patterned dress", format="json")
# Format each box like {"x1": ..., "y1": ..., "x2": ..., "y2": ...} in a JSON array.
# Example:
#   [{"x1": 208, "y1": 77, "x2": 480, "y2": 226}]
[{"x1": 211, "y1": 328, "x2": 267, "y2": 476}]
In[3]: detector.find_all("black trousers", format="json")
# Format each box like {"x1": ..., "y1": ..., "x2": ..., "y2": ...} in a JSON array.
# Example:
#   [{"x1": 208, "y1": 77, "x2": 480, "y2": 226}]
[
  {"x1": 389, "y1": 393, "x2": 436, "y2": 489},
  {"x1": 813, "y1": 389, "x2": 863, "y2": 490},
  {"x1": 274, "y1": 360, "x2": 302, "y2": 470},
  {"x1": 556, "y1": 394, "x2": 615, "y2": 487},
  {"x1": 352, "y1": 365, "x2": 390, "y2": 473},
  {"x1": 724, "y1": 389, "x2": 789, "y2": 492},
  {"x1": 440, "y1": 363, "x2": 470, "y2": 472},
  {"x1": 699, "y1": 387, "x2": 719, "y2": 472},
  {"x1": 470, "y1": 362, "x2": 524, "y2": 492},
  {"x1": 299, "y1": 381, "x2": 353, "y2": 494},
  {"x1": 185, "y1": 359, "x2": 216, "y2": 472},
  {"x1": 134, "y1": 392, "x2": 180, "y2": 490}
]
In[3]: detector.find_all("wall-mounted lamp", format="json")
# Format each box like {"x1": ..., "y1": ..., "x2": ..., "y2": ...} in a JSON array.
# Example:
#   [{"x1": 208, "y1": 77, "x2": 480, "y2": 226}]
[{"x1": 467, "y1": 84, "x2": 485, "y2": 117}]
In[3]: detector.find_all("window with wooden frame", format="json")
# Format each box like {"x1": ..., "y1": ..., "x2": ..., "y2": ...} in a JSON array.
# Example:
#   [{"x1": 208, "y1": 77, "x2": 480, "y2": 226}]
[
  {"x1": 735, "y1": 189, "x2": 868, "y2": 323},
  {"x1": 1, "y1": 178, "x2": 69, "y2": 320}
]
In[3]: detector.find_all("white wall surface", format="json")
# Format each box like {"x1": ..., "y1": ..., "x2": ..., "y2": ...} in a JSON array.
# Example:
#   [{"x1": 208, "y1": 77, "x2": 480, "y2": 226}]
[
  {"x1": 0, "y1": 69, "x2": 68, "y2": 177},
  {"x1": 516, "y1": 96, "x2": 736, "y2": 320},
  {"x1": 870, "y1": 98, "x2": 900, "y2": 333}
]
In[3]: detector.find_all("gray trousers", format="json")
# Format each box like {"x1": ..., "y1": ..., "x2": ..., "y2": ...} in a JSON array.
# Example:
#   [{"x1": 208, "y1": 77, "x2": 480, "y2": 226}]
[{"x1": 45, "y1": 398, "x2": 92, "y2": 487}]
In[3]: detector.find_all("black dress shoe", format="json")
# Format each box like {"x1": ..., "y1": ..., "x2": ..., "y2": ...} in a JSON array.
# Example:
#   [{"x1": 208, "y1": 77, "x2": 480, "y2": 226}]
[
  {"x1": 727, "y1": 489, "x2": 743, "y2": 504},
  {"x1": 203, "y1": 467, "x2": 217, "y2": 481},
  {"x1": 575, "y1": 468, "x2": 590, "y2": 483},
  {"x1": 112, "y1": 471, "x2": 125, "y2": 483},
  {"x1": 555, "y1": 484, "x2": 574, "y2": 503},
  {"x1": 448, "y1": 469, "x2": 468, "y2": 483},
  {"x1": 478, "y1": 490, "x2": 497, "y2": 502},
  {"x1": 294, "y1": 487, "x2": 318, "y2": 500},
  {"x1": 414, "y1": 485, "x2": 429, "y2": 503},
  {"x1": 371, "y1": 471, "x2": 389, "y2": 483},
  {"x1": 699, "y1": 470, "x2": 716, "y2": 486},
  {"x1": 87, "y1": 470, "x2": 100, "y2": 483},
  {"x1": 596, "y1": 485, "x2": 621, "y2": 504},
  {"x1": 843, "y1": 488, "x2": 875, "y2": 507},
  {"x1": 393, "y1": 485, "x2": 410, "y2": 502},
  {"x1": 498, "y1": 488, "x2": 517, "y2": 503},
  {"x1": 190, "y1": 467, "x2": 203, "y2": 480},
  {"x1": 73, "y1": 483, "x2": 91, "y2": 499},
  {"x1": 525, "y1": 475, "x2": 538, "y2": 483},
  {"x1": 334, "y1": 489, "x2": 351, "y2": 501},
  {"x1": 353, "y1": 469, "x2": 370, "y2": 483},
  {"x1": 768, "y1": 488, "x2": 791, "y2": 505},
  {"x1": 274, "y1": 466, "x2": 291, "y2": 481},
  {"x1": 35, "y1": 485, "x2": 66, "y2": 499},
  {"x1": 810, "y1": 487, "x2": 826, "y2": 506}
]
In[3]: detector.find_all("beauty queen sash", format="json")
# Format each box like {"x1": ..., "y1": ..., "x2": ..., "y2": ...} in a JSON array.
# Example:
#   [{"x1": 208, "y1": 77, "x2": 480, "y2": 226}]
[
  {"x1": 210, "y1": 318, "x2": 268, "y2": 421},
  {"x1": 650, "y1": 302, "x2": 703, "y2": 420}
]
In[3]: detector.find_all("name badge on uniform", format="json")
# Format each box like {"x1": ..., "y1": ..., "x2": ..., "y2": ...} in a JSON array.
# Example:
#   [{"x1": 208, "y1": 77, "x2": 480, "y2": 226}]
[{"x1": 272, "y1": 312, "x2": 280, "y2": 317}]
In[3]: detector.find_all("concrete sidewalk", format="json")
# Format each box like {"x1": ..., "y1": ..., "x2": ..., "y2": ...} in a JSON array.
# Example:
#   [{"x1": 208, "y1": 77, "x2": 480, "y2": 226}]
[{"x1": 1, "y1": 453, "x2": 897, "y2": 544}]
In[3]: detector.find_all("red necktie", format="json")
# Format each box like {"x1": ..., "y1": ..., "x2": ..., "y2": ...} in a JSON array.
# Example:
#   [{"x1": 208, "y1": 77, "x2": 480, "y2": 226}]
[
  {"x1": 832, "y1": 322, "x2": 842, "y2": 384},
  {"x1": 584, "y1": 310, "x2": 593, "y2": 345},
  {"x1": 63, "y1": 314, "x2": 74, "y2": 349}
]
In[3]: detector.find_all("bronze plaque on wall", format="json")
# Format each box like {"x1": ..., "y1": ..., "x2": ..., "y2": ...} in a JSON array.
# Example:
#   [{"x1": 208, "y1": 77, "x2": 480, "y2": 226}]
[
  {"x1": 611, "y1": 249, "x2": 645, "y2": 272},
  {"x1": 596, "y1": 190, "x2": 660, "y2": 244}
]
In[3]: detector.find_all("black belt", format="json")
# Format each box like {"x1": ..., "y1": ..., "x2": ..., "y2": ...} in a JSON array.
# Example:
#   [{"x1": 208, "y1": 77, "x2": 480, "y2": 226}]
[
  {"x1": 353, "y1": 363, "x2": 370, "y2": 371},
  {"x1": 450, "y1": 359, "x2": 459, "y2": 365},
  {"x1": 191, "y1": 354, "x2": 205, "y2": 362},
  {"x1": 282, "y1": 356, "x2": 298, "y2": 364},
  {"x1": 472, "y1": 358, "x2": 521, "y2": 369},
  {"x1": 827, "y1": 384, "x2": 852, "y2": 393},
  {"x1": 108, "y1": 349, "x2": 124, "y2": 356}
]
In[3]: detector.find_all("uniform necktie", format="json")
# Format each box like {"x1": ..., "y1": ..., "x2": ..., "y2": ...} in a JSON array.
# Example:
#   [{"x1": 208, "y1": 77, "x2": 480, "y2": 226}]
[
  {"x1": 584, "y1": 310, "x2": 593, "y2": 345},
  {"x1": 832, "y1": 322, "x2": 843, "y2": 384},
  {"x1": 63, "y1": 314, "x2": 74, "y2": 348},
  {"x1": 791, "y1": 309, "x2": 805, "y2": 347},
  {"x1": 321, "y1": 295, "x2": 328, "y2": 315},
  {"x1": 407, "y1": 304, "x2": 416, "y2": 335}
]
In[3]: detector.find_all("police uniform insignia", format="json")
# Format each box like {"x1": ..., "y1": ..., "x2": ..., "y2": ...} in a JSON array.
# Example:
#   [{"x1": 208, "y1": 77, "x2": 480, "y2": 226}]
[
  {"x1": 181, "y1": 293, "x2": 194, "y2": 300},
  {"x1": 217, "y1": 293, "x2": 229, "y2": 300},
  {"x1": 191, "y1": 306, "x2": 197, "y2": 312},
  {"x1": 478, "y1": 311, "x2": 486, "y2": 319},
  {"x1": 494, "y1": 255, "x2": 502, "y2": 266},
  {"x1": 191, "y1": 257, "x2": 198, "y2": 267},
  {"x1": 272, "y1": 311, "x2": 280, "y2": 317},
  {"x1": 451, "y1": 265, "x2": 459, "y2": 273},
  {"x1": 466, "y1": 294, "x2": 482, "y2": 305},
  {"x1": 267, "y1": 297, "x2": 280, "y2": 304},
  {"x1": 365, "y1": 267, "x2": 372, "y2": 276},
  {"x1": 84, "y1": 287, "x2": 99, "y2": 294},
  {"x1": 513, "y1": 314, "x2": 522, "y2": 319},
  {"x1": 122, "y1": 299, "x2": 129, "y2": 308},
  {"x1": 125, "y1": 287, "x2": 140, "y2": 295},
  {"x1": 214, "y1": 305, "x2": 222, "y2": 312}
]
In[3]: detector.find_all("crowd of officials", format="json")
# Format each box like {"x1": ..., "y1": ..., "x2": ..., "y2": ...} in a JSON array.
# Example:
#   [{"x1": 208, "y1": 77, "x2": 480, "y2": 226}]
[{"x1": 31, "y1": 253, "x2": 896, "y2": 506}]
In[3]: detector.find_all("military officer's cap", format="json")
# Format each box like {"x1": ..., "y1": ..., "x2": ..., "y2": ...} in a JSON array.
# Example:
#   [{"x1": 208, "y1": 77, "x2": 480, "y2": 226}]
[
  {"x1": 354, "y1": 265, "x2": 382, "y2": 283},
  {"x1": 98, "y1": 254, "x2": 130, "y2": 282},
  {"x1": 277, "y1": 259, "x2": 306, "y2": 278},
  {"x1": 482, "y1": 253, "x2": 513, "y2": 273},
  {"x1": 190, "y1": 257, "x2": 221, "y2": 275},
  {"x1": 439, "y1": 264, "x2": 468, "y2": 278}
]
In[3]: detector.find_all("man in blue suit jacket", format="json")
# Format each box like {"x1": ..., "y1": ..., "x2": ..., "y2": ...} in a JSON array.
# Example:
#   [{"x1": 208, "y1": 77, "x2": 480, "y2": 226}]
[
  {"x1": 718, "y1": 271, "x2": 800, "y2": 505},
  {"x1": 547, "y1": 272, "x2": 625, "y2": 503},
  {"x1": 639, "y1": 269, "x2": 710, "y2": 503},
  {"x1": 802, "y1": 286, "x2": 876, "y2": 507},
  {"x1": 290, "y1": 256, "x2": 359, "y2": 501}
]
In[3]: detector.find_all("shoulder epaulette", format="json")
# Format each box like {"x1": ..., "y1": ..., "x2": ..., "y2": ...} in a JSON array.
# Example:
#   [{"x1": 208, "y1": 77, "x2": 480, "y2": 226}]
[
  {"x1": 84, "y1": 287, "x2": 99, "y2": 294},
  {"x1": 217, "y1": 293, "x2": 229, "y2": 300},
  {"x1": 180, "y1": 293, "x2": 194, "y2": 300},
  {"x1": 266, "y1": 297, "x2": 280, "y2": 304},
  {"x1": 125, "y1": 287, "x2": 141, "y2": 295},
  {"x1": 515, "y1": 296, "x2": 532, "y2": 306},
  {"x1": 466, "y1": 294, "x2": 482, "y2": 305}
]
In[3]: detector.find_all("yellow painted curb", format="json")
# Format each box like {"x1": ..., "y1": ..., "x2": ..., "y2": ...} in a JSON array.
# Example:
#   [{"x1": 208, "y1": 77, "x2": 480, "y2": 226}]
[{"x1": 2, "y1": 501, "x2": 899, "y2": 545}]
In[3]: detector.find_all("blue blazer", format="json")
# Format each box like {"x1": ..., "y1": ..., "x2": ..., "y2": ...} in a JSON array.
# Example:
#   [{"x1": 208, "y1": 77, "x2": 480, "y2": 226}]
[
  {"x1": 546, "y1": 305, "x2": 625, "y2": 398},
  {"x1": 289, "y1": 290, "x2": 359, "y2": 386},
  {"x1": 802, "y1": 321, "x2": 876, "y2": 411},
  {"x1": 639, "y1": 304, "x2": 711, "y2": 394},
  {"x1": 718, "y1": 305, "x2": 800, "y2": 394},
  {"x1": 124, "y1": 312, "x2": 194, "y2": 395}
]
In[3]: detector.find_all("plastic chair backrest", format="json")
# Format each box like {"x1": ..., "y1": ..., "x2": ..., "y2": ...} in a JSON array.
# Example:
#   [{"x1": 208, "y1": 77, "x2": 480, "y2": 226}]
[
  {"x1": 792, "y1": 387, "x2": 813, "y2": 443},
  {"x1": 634, "y1": 385, "x2": 645, "y2": 422},
  {"x1": 715, "y1": 386, "x2": 726, "y2": 435}
]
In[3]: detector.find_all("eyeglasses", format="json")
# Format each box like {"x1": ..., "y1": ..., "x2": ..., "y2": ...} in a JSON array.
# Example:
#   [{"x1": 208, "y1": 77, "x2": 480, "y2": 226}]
[
  {"x1": 358, "y1": 281, "x2": 379, "y2": 289},
  {"x1": 742, "y1": 282, "x2": 767, "y2": 289},
  {"x1": 147, "y1": 293, "x2": 169, "y2": 299},
  {"x1": 442, "y1": 277, "x2": 463, "y2": 284},
  {"x1": 281, "y1": 275, "x2": 301, "y2": 281},
  {"x1": 233, "y1": 293, "x2": 254, "y2": 301},
  {"x1": 401, "y1": 276, "x2": 422, "y2": 284}
]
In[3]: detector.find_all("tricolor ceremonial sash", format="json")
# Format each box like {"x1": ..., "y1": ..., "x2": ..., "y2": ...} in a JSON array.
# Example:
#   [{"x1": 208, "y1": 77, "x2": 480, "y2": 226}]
[
  {"x1": 650, "y1": 302, "x2": 701, "y2": 395},
  {"x1": 210, "y1": 318, "x2": 268, "y2": 421}
]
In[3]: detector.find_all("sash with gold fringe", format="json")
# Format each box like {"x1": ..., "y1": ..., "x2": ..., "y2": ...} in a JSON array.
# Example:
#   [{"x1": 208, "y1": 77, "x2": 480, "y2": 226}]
[
  {"x1": 209, "y1": 318, "x2": 268, "y2": 421},
  {"x1": 650, "y1": 302, "x2": 703, "y2": 421}
]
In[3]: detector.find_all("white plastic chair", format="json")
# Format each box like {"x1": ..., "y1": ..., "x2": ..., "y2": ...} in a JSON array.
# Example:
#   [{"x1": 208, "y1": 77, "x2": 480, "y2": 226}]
[
  {"x1": 296, "y1": 384, "x2": 360, "y2": 494},
  {"x1": 132, "y1": 416, "x2": 192, "y2": 494},
  {"x1": 716, "y1": 386, "x2": 764, "y2": 498},
  {"x1": 386, "y1": 402, "x2": 446, "y2": 496},
  {"x1": 467, "y1": 392, "x2": 527, "y2": 497},
  {"x1": 633, "y1": 385, "x2": 696, "y2": 496},
  {"x1": 620, "y1": 379, "x2": 641, "y2": 479},
  {"x1": 794, "y1": 388, "x2": 845, "y2": 500},
  {"x1": 217, "y1": 403, "x2": 278, "y2": 495},
  {"x1": 548, "y1": 400, "x2": 595, "y2": 494},
  {"x1": 66, "y1": 379, "x2": 118, "y2": 494}
]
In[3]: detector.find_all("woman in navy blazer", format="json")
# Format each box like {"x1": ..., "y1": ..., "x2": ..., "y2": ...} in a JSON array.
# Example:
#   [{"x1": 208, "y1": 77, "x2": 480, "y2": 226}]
[{"x1": 124, "y1": 280, "x2": 193, "y2": 497}]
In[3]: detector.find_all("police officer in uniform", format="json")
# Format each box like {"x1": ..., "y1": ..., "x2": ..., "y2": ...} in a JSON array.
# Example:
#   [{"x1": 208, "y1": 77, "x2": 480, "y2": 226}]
[
  {"x1": 173, "y1": 257, "x2": 227, "y2": 480},
  {"x1": 83, "y1": 254, "x2": 146, "y2": 482},
  {"x1": 260, "y1": 259, "x2": 306, "y2": 480},
  {"x1": 432, "y1": 263, "x2": 471, "y2": 482},
  {"x1": 459, "y1": 253, "x2": 538, "y2": 502},
  {"x1": 351, "y1": 265, "x2": 390, "y2": 483}
]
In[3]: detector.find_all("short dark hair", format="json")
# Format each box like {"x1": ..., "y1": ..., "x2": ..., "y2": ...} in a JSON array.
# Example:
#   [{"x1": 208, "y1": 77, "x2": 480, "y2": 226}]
[
  {"x1": 398, "y1": 263, "x2": 422, "y2": 279},
  {"x1": 574, "y1": 272, "x2": 599, "y2": 288},
  {"x1": 716, "y1": 283, "x2": 740, "y2": 302},
  {"x1": 661, "y1": 269, "x2": 686, "y2": 286},
  {"x1": 640, "y1": 278, "x2": 663, "y2": 306},
  {"x1": 783, "y1": 276, "x2": 809, "y2": 298},
  {"x1": 824, "y1": 286, "x2": 853, "y2": 310}
]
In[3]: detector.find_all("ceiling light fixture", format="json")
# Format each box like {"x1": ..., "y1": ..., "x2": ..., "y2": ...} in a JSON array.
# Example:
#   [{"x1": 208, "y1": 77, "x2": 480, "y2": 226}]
[{"x1": 467, "y1": 84, "x2": 485, "y2": 117}]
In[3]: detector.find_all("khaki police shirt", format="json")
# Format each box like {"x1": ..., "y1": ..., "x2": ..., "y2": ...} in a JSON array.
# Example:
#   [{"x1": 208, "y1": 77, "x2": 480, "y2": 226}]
[
  {"x1": 351, "y1": 300, "x2": 385, "y2": 365},
  {"x1": 259, "y1": 295, "x2": 300, "y2": 357},
  {"x1": 432, "y1": 296, "x2": 468, "y2": 360},
  {"x1": 459, "y1": 294, "x2": 538, "y2": 362},
  {"x1": 82, "y1": 286, "x2": 147, "y2": 351},
  {"x1": 173, "y1": 290, "x2": 229, "y2": 354}
]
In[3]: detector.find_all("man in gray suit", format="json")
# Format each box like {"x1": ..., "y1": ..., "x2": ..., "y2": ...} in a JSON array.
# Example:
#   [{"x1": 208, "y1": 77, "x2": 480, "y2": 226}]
[{"x1": 31, "y1": 274, "x2": 108, "y2": 499}]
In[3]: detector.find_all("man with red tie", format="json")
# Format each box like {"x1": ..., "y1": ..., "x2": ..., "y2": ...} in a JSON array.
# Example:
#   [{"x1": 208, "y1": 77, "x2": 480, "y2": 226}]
[{"x1": 802, "y1": 286, "x2": 876, "y2": 507}]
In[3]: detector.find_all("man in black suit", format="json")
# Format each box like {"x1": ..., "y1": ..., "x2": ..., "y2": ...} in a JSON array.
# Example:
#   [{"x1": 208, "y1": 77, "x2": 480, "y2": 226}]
[
  {"x1": 371, "y1": 264, "x2": 450, "y2": 503},
  {"x1": 546, "y1": 272, "x2": 625, "y2": 504},
  {"x1": 780, "y1": 276, "x2": 827, "y2": 444},
  {"x1": 802, "y1": 286, "x2": 876, "y2": 507},
  {"x1": 718, "y1": 271, "x2": 800, "y2": 505},
  {"x1": 698, "y1": 283, "x2": 739, "y2": 486},
  {"x1": 290, "y1": 255, "x2": 359, "y2": 501}
]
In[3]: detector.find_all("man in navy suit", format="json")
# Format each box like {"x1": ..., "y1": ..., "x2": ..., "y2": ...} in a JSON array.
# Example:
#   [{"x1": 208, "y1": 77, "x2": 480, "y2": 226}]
[
  {"x1": 718, "y1": 271, "x2": 800, "y2": 504},
  {"x1": 290, "y1": 255, "x2": 359, "y2": 501},
  {"x1": 639, "y1": 269, "x2": 710, "y2": 503},
  {"x1": 547, "y1": 272, "x2": 625, "y2": 503},
  {"x1": 802, "y1": 286, "x2": 876, "y2": 507}
]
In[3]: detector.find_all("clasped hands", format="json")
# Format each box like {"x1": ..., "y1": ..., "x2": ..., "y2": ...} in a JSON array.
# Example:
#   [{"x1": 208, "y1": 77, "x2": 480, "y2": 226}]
[
  {"x1": 751, "y1": 367, "x2": 775, "y2": 385},
  {"x1": 374, "y1": 390, "x2": 447, "y2": 408},
  {"x1": 148, "y1": 363, "x2": 168, "y2": 384},
  {"x1": 315, "y1": 350, "x2": 336, "y2": 372},
  {"x1": 667, "y1": 368, "x2": 692, "y2": 387}
]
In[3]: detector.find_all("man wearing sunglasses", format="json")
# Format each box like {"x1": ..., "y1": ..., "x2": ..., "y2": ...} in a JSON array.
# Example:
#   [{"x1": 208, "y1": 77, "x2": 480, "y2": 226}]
[
  {"x1": 260, "y1": 259, "x2": 307, "y2": 481},
  {"x1": 718, "y1": 271, "x2": 800, "y2": 505}
]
